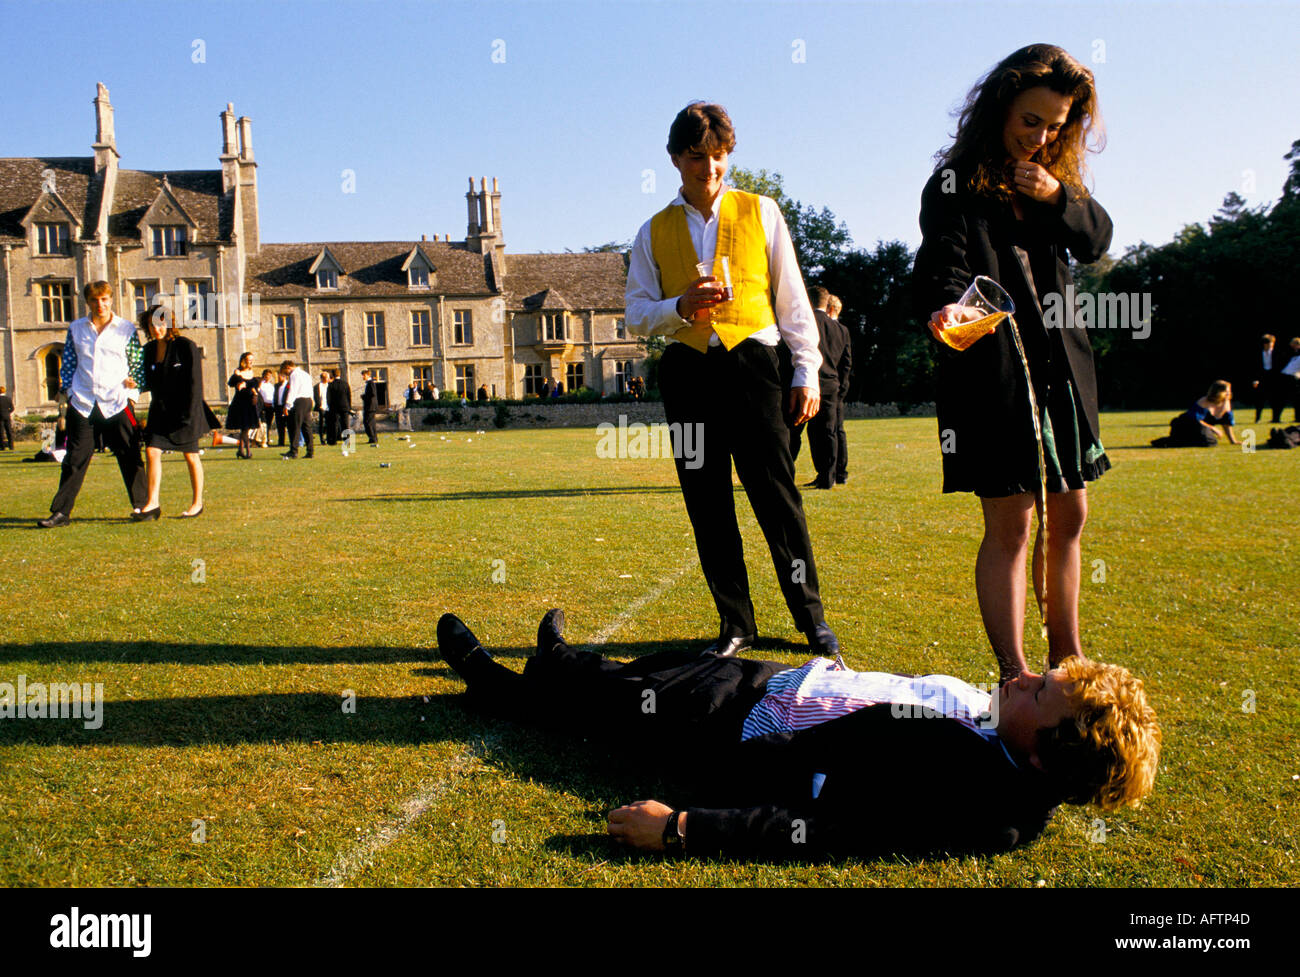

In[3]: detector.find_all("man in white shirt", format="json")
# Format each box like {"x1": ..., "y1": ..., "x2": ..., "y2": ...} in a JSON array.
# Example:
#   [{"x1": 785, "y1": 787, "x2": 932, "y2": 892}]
[
  {"x1": 39, "y1": 281, "x2": 147, "y2": 527},
  {"x1": 625, "y1": 101, "x2": 837, "y2": 658},
  {"x1": 279, "y1": 359, "x2": 315, "y2": 459},
  {"x1": 315, "y1": 371, "x2": 331, "y2": 446}
]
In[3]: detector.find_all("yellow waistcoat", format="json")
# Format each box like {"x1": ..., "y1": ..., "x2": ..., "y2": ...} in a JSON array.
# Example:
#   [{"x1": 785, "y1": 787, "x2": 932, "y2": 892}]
[{"x1": 649, "y1": 190, "x2": 776, "y2": 353}]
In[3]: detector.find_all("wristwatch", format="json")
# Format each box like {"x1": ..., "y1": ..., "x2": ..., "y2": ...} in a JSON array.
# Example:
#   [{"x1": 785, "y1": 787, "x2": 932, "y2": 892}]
[{"x1": 662, "y1": 810, "x2": 684, "y2": 853}]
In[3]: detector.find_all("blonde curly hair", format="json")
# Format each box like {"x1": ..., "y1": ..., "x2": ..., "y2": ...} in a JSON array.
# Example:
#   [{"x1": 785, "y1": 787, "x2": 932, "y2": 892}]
[{"x1": 1038, "y1": 657, "x2": 1160, "y2": 811}]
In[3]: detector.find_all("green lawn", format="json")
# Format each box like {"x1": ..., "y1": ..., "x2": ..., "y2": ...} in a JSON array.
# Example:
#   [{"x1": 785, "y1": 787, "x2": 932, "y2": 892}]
[{"x1": 0, "y1": 411, "x2": 1295, "y2": 887}]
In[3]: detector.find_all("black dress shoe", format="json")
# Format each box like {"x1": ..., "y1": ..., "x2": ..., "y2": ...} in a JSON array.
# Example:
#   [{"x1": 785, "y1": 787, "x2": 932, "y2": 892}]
[
  {"x1": 802, "y1": 478, "x2": 833, "y2": 490},
  {"x1": 37, "y1": 512, "x2": 70, "y2": 528},
  {"x1": 805, "y1": 623, "x2": 840, "y2": 656},
  {"x1": 835, "y1": 474, "x2": 848, "y2": 485},
  {"x1": 437, "y1": 613, "x2": 492, "y2": 676},
  {"x1": 131, "y1": 506, "x2": 161, "y2": 522},
  {"x1": 702, "y1": 632, "x2": 755, "y2": 658},
  {"x1": 537, "y1": 608, "x2": 566, "y2": 657}
]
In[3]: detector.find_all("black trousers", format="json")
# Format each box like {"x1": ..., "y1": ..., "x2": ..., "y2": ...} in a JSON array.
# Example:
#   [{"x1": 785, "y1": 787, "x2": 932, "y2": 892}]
[
  {"x1": 659, "y1": 340, "x2": 825, "y2": 636},
  {"x1": 805, "y1": 387, "x2": 840, "y2": 487},
  {"x1": 274, "y1": 407, "x2": 287, "y2": 445},
  {"x1": 287, "y1": 398, "x2": 314, "y2": 456},
  {"x1": 49, "y1": 403, "x2": 147, "y2": 516},
  {"x1": 459, "y1": 639, "x2": 788, "y2": 755},
  {"x1": 362, "y1": 411, "x2": 378, "y2": 443},
  {"x1": 0, "y1": 416, "x2": 14, "y2": 449},
  {"x1": 316, "y1": 410, "x2": 328, "y2": 444},
  {"x1": 1252, "y1": 376, "x2": 1283, "y2": 423},
  {"x1": 835, "y1": 406, "x2": 848, "y2": 482}
]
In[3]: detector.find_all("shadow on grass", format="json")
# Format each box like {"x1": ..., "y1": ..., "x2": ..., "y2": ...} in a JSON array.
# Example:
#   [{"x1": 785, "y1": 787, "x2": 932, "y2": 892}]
[
  {"x1": 0, "y1": 636, "x2": 801, "y2": 665},
  {"x1": 333, "y1": 485, "x2": 683, "y2": 503}
]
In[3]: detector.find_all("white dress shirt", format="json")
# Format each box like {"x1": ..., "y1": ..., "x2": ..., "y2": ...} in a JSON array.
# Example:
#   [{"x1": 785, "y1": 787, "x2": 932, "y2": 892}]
[
  {"x1": 61, "y1": 315, "x2": 142, "y2": 419},
  {"x1": 259, "y1": 380, "x2": 275, "y2": 406},
  {"x1": 284, "y1": 367, "x2": 314, "y2": 402},
  {"x1": 625, "y1": 187, "x2": 822, "y2": 390}
]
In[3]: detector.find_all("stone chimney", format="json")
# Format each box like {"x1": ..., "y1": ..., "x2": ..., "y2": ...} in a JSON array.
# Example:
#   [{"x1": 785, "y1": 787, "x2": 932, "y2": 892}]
[
  {"x1": 466, "y1": 176, "x2": 504, "y2": 255},
  {"x1": 92, "y1": 82, "x2": 119, "y2": 173},
  {"x1": 236, "y1": 115, "x2": 259, "y2": 255},
  {"x1": 219, "y1": 103, "x2": 239, "y2": 194}
]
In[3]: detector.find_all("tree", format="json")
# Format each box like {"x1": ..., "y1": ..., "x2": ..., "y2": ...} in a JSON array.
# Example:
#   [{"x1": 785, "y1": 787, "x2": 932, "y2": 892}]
[{"x1": 728, "y1": 167, "x2": 852, "y2": 277}]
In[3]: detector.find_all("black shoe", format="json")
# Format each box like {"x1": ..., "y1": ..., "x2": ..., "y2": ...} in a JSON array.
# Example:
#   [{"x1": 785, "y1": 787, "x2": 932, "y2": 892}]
[
  {"x1": 281, "y1": 451, "x2": 298, "y2": 459},
  {"x1": 805, "y1": 623, "x2": 840, "y2": 656},
  {"x1": 179, "y1": 505, "x2": 204, "y2": 519},
  {"x1": 537, "y1": 608, "x2": 567, "y2": 657},
  {"x1": 702, "y1": 631, "x2": 755, "y2": 658},
  {"x1": 835, "y1": 474, "x2": 848, "y2": 484},
  {"x1": 131, "y1": 506, "x2": 161, "y2": 522},
  {"x1": 437, "y1": 613, "x2": 492, "y2": 676},
  {"x1": 37, "y1": 512, "x2": 70, "y2": 528},
  {"x1": 802, "y1": 478, "x2": 833, "y2": 490}
]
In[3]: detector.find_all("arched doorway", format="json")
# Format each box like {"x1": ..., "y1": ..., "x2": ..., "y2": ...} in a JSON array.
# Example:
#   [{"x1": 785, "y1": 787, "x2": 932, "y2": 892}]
[{"x1": 32, "y1": 344, "x2": 63, "y2": 403}]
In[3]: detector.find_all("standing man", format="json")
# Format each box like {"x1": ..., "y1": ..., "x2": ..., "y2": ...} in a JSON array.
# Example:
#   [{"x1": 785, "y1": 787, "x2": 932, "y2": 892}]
[
  {"x1": 625, "y1": 101, "x2": 837, "y2": 657},
  {"x1": 38, "y1": 281, "x2": 147, "y2": 527},
  {"x1": 328, "y1": 369, "x2": 353, "y2": 444},
  {"x1": 257, "y1": 369, "x2": 276, "y2": 447},
  {"x1": 827, "y1": 294, "x2": 852, "y2": 484},
  {"x1": 794, "y1": 286, "x2": 849, "y2": 490},
  {"x1": 279, "y1": 359, "x2": 315, "y2": 459},
  {"x1": 360, "y1": 368, "x2": 380, "y2": 445},
  {"x1": 273, "y1": 371, "x2": 289, "y2": 446},
  {"x1": 314, "y1": 371, "x2": 331, "y2": 446},
  {"x1": 0, "y1": 386, "x2": 15, "y2": 450},
  {"x1": 1249, "y1": 334, "x2": 1282, "y2": 425}
]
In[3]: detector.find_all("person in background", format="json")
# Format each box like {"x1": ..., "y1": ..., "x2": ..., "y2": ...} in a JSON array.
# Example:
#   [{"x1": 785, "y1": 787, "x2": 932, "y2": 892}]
[
  {"x1": 360, "y1": 368, "x2": 380, "y2": 446},
  {"x1": 138, "y1": 304, "x2": 219, "y2": 518},
  {"x1": 223, "y1": 352, "x2": 262, "y2": 459},
  {"x1": 1151, "y1": 380, "x2": 1238, "y2": 447},
  {"x1": 827, "y1": 294, "x2": 851, "y2": 485},
  {"x1": 477, "y1": 384, "x2": 489, "y2": 402},
  {"x1": 314, "y1": 371, "x2": 331, "y2": 446},
  {"x1": 1281, "y1": 337, "x2": 1300, "y2": 423},
  {"x1": 279, "y1": 359, "x2": 315, "y2": 459},
  {"x1": 1248, "y1": 333, "x2": 1282, "y2": 424},
  {"x1": 257, "y1": 369, "x2": 277, "y2": 447},
  {"x1": 328, "y1": 369, "x2": 353, "y2": 444},
  {"x1": 38, "y1": 280, "x2": 147, "y2": 528},
  {"x1": 0, "y1": 385, "x2": 15, "y2": 450}
]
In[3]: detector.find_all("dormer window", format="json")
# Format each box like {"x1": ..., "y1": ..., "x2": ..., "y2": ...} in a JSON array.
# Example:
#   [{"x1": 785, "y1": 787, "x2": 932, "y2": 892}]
[
  {"x1": 409, "y1": 265, "x2": 429, "y2": 289},
  {"x1": 317, "y1": 268, "x2": 338, "y2": 289},
  {"x1": 152, "y1": 225, "x2": 187, "y2": 257},
  {"x1": 36, "y1": 223, "x2": 70, "y2": 256}
]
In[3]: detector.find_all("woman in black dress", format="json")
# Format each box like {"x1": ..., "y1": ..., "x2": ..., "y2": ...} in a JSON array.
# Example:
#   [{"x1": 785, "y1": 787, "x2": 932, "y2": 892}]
[
  {"x1": 912, "y1": 44, "x2": 1113, "y2": 683},
  {"x1": 225, "y1": 352, "x2": 262, "y2": 458},
  {"x1": 137, "y1": 304, "x2": 220, "y2": 519}
]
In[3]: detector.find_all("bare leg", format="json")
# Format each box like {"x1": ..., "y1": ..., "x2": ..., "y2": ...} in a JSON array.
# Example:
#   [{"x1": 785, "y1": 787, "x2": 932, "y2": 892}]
[
  {"x1": 142, "y1": 446, "x2": 163, "y2": 512},
  {"x1": 975, "y1": 493, "x2": 1035, "y2": 682},
  {"x1": 1032, "y1": 488, "x2": 1088, "y2": 667},
  {"x1": 182, "y1": 452, "x2": 204, "y2": 514}
]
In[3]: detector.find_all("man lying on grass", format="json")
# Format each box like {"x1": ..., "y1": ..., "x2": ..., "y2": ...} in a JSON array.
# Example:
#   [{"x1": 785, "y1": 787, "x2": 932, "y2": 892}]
[{"x1": 437, "y1": 611, "x2": 1160, "y2": 859}]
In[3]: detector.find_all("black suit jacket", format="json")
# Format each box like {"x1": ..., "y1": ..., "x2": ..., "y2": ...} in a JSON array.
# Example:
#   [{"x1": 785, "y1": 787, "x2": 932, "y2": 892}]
[
  {"x1": 142, "y1": 337, "x2": 219, "y2": 443},
  {"x1": 681, "y1": 703, "x2": 1061, "y2": 860},
  {"x1": 362, "y1": 380, "x2": 379, "y2": 412},
  {"x1": 0, "y1": 394, "x2": 13, "y2": 419},
  {"x1": 328, "y1": 378, "x2": 352, "y2": 413},
  {"x1": 813, "y1": 309, "x2": 850, "y2": 396},
  {"x1": 912, "y1": 169, "x2": 1112, "y2": 491}
]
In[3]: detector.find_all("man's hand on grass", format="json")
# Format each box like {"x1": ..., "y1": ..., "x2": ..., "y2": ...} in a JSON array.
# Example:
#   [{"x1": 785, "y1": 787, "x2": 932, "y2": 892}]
[{"x1": 608, "y1": 799, "x2": 682, "y2": 852}]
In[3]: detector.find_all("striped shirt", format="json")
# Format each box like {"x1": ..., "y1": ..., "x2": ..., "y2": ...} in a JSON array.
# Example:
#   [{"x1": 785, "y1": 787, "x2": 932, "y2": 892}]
[{"x1": 742, "y1": 658, "x2": 999, "y2": 741}]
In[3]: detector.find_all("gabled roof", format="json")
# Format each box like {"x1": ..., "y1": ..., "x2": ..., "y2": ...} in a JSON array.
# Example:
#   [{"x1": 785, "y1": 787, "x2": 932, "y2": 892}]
[
  {"x1": 308, "y1": 246, "x2": 344, "y2": 276},
  {"x1": 503, "y1": 252, "x2": 627, "y2": 312},
  {"x1": 21, "y1": 187, "x2": 83, "y2": 232},
  {"x1": 108, "y1": 169, "x2": 230, "y2": 244},
  {"x1": 400, "y1": 245, "x2": 436, "y2": 273},
  {"x1": 246, "y1": 241, "x2": 494, "y2": 298},
  {"x1": 139, "y1": 177, "x2": 199, "y2": 231},
  {"x1": 521, "y1": 287, "x2": 573, "y2": 312},
  {"x1": 0, "y1": 158, "x2": 97, "y2": 242}
]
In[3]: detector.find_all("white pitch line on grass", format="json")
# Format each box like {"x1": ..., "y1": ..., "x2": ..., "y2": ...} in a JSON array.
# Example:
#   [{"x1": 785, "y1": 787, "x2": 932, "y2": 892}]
[{"x1": 316, "y1": 543, "x2": 702, "y2": 885}]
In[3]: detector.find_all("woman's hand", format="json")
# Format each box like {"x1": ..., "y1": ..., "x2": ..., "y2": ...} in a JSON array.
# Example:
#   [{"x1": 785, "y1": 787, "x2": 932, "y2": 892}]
[
  {"x1": 927, "y1": 303, "x2": 980, "y2": 343},
  {"x1": 1012, "y1": 162, "x2": 1063, "y2": 205}
]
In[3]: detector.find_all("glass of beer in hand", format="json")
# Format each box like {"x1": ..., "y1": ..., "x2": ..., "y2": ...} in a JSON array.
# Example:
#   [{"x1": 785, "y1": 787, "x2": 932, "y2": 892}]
[{"x1": 936, "y1": 275, "x2": 1015, "y2": 351}]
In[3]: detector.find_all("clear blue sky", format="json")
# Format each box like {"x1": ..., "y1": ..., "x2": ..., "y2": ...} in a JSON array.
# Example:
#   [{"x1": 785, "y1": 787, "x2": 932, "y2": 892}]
[{"x1": 3, "y1": 0, "x2": 1297, "y2": 258}]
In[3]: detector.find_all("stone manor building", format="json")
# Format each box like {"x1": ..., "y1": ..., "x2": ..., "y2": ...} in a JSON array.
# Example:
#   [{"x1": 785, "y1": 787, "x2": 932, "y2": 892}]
[{"x1": 0, "y1": 85, "x2": 635, "y2": 413}]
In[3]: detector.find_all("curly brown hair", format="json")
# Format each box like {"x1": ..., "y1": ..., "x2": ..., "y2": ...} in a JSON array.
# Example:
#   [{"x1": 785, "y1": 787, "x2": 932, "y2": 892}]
[{"x1": 936, "y1": 44, "x2": 1104, "y2": 202}]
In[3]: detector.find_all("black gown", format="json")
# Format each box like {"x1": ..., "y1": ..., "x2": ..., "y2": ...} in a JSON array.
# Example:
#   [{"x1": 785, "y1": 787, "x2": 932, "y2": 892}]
[{"x1": 226, "y1": 370, "x2": 262, "y2": 431}]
